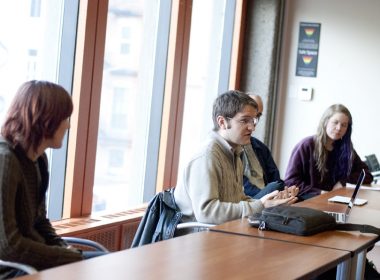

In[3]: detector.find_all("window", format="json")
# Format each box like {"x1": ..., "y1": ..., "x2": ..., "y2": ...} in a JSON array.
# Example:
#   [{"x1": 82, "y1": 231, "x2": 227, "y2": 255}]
[
  {"x1": 108, "y1": 149, "x2": 125, "y2": 169},
  {"x1": 92, "y1": 0, "x2": 171, "y2": 213},
  {"x1": 178, "y1": 0, "x2": 235, "y2": 172},
  {"x1": 30, "y1": 0, "x2": 42, "y2": 17},
  {"x1": 122, "y1": 26, "x2": 131, "y2": 39},
  {"x1": 111, "y1": 87, "x2": 129, "y2": 130},
  {"x1": 120, "y1": 43, "x2": 131, "y2": 54},
  {"x1": 27, "y1": 49, "x2": 38, "y2": 80},
  {"x1": 121, "y1": 26, "x2": 131, "y2": 55},
  {"x1": 0, "y1": 1, "x2": 79, "y2": 220},
  {"x1": 0, "y1": 0, "x2": 245, "y2": 219}
]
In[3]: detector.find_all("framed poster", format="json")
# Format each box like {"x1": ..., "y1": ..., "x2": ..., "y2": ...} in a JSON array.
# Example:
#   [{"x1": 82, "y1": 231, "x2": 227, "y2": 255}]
[{"x1": 296, "y1": 22, "x2": 321, "y2": 77}]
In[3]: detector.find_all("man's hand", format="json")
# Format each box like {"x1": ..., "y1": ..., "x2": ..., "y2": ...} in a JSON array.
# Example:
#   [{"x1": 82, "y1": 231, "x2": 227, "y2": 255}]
[{"x1": 260, "y1": 186, "x2": 299, "y2": 208}]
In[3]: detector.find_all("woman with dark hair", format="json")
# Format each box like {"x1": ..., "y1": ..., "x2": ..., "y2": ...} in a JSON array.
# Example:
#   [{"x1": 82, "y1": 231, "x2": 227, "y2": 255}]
[
  {"x1": 0, "y1": 81, "x2": 83, "y2": 278},
  {"x1": 284, "y1": 104, "x2": 373, "y2": 201}
]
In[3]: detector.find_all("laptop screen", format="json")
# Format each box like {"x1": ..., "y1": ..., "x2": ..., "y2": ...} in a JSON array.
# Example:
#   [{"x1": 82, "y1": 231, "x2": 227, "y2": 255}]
[{"x1": 345, "y1": 169, "x2": 366, "y2": 216}]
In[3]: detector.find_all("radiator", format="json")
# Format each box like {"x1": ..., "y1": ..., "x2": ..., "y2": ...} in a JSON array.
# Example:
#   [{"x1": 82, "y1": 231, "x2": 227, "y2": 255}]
[{"x1": 53, "y1": 207, "x2": 146, "y2": 251}]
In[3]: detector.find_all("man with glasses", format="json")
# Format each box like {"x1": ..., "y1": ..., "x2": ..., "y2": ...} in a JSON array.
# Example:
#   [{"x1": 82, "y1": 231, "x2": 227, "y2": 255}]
[
  {"x1": 242, "y1": 94, "x2": 285, "y2": 199},
  {"x1": 174, "y1": 90, "x2": 298, "y2": 225}
]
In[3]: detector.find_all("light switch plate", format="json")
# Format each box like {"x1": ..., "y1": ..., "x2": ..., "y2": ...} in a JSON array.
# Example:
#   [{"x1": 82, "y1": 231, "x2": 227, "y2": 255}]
[{"x1": 298, "y1": 87, "x2": 313, "y2": 101}]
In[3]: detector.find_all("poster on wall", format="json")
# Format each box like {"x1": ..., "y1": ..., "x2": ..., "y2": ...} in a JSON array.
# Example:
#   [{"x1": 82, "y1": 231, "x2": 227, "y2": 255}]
[{"x1": 296, "y1": 22, "x2": 321, "y2": 77}]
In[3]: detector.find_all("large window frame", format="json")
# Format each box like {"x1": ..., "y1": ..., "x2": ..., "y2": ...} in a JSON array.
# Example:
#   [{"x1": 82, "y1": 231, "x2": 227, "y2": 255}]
[
  {"x1": 64, "y1": 0, "x2": 108, "y2": 217},
  {"x1": 0, "y1": 0, "x2": 80, "y2": 220},
  {"x1": 47, "y1": 0, "x2": 80, "y2": 220},
  {"x1": 62, "y1": 0, "x2": 247, "y2": 218}
]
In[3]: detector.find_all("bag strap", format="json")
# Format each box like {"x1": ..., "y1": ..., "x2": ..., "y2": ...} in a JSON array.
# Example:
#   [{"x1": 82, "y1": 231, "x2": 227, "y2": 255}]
[{"x1": 335, "y1": 223, "x2": 380, "y2": 236}]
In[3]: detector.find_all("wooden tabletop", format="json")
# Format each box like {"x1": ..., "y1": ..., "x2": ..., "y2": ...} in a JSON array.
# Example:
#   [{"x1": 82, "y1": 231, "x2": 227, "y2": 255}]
[
  {"x1": 212, "y1": 218, "x2": 377, "y2": 254},
  {"x1": 298, "y1": 188, "x2": 380, "y2": 212},
  {"x1": 298, "y1": 188, "x2": 380, "y2": 228},
  {"x1": 211, "y1": 188, "x2": 380, "y2": 254},
  {"x1": 18, "y1": 231, "x2": 349, "y2": 280}
]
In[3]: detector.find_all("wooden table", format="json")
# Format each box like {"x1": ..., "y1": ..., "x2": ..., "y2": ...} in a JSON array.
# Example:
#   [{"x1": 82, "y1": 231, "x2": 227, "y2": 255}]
[
  {"x1": 212, "y1": 219, "x2": 377, "y2": 254},
  {"x1": 18, "y1": 231, "x2": 349, "y2": 280},
  {"x1": 296, "y1": 188, "x2": 380, "y2": 230},
  {"x1": 211, "y1": 188, "x2": 380, "y2": 279},
  {"x1": 299, "y1": 188, "x2": 380, "y2": 213}
]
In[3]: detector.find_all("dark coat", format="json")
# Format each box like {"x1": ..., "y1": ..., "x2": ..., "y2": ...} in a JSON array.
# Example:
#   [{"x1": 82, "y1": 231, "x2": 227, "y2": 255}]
[
  {"x1": 0, "y1": 140, "x2": 82, "y2": 278},
  {"x1": 243, "y1": 137, "x2": 282, "y2": 197},
  {"x1": 131, "y1": 188, "x2": 182, "y2": 247}
]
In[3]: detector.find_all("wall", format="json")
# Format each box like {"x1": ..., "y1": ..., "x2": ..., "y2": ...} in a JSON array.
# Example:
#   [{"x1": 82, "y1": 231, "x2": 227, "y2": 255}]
[
  {"x1": 273, "y1": 0, "x2": 380, "y2": 176},
  {"x1": 240, "y1": 0, "x2": 283, "y2": 146}
]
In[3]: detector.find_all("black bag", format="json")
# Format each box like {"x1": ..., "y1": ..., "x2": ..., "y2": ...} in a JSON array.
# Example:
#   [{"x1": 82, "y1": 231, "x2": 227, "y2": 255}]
[{"x1": 249, "y1": 205, "x2": 380, "y2": 236}]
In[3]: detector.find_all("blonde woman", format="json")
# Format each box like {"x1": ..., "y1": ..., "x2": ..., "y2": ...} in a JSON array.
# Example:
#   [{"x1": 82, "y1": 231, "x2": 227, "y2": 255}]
[{"x1": 285, "y1": 104, "x2": 372, "y2": 201}]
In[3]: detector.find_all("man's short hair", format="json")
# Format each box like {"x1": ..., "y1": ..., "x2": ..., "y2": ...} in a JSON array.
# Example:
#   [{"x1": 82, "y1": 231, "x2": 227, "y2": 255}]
[{"x1": 212, "y1": 90, "x2": 257, "y2": 131}]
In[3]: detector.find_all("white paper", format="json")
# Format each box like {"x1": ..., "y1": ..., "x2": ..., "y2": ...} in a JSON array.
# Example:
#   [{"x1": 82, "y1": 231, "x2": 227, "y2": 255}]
[{"x1": 328, "y1": 195, "x2": 368, "y2": 206}]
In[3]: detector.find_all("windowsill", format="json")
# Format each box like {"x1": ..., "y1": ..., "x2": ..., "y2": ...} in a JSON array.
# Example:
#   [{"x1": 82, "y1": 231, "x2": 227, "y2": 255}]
[{"x1": 53, "y1": 204, "x2": 147, "y2": 236}]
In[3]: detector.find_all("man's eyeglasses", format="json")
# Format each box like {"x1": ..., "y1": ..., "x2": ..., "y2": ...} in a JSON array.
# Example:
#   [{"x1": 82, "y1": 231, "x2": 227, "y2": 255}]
[
  {"x1": 227, "y1": 117, "x2": 259, "y2": 127},
  {"x1": 256, "y1": 112, "x2": 262, "y2": 120}
]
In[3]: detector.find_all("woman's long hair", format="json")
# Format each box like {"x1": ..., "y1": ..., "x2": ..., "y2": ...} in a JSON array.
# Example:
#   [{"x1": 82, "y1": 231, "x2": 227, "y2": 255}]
[
  {"x1": 1, "y1": 80, "x2": 73, "y2": 154},
  {"x1": 314, "y1": 104, "x2": 353, "y2": 182}
]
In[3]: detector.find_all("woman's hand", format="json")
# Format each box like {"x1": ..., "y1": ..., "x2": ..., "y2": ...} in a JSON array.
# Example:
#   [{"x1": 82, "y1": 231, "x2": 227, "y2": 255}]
[
  {"x1": 332, "y1": 181, "x2": 344, "y2": 190},
  {"x1": 276, "y1": 185, "x2": 299, "y2": 199}
]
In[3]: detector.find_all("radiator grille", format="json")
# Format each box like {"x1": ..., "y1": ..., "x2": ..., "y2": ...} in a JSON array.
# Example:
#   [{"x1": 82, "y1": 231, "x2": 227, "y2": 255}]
[
  {"x1": 122, "y1": 221, "x2": 141, "y2": 249},
  {"x1": 74, "y1": 226, "x2": 120, "y2": 252},
  {"x1": 53, "y1": 207, "x2": 145, "y2": 251}
]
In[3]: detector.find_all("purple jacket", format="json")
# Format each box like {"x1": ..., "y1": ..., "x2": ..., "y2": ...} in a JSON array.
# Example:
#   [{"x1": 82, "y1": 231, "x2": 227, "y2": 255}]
[{"x1": 284, "y1": 136, "x2": 373, "y2": 198}]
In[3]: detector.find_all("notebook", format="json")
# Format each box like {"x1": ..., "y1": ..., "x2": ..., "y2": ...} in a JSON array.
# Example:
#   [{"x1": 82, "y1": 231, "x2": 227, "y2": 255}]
[{"x1": 324, "y1": 169, "x2": 366, "y2": 223}]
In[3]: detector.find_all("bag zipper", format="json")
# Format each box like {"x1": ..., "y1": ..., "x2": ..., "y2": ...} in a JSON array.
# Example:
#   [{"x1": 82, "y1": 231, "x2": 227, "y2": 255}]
[
  {"x1": 260, "y1": 210, "x2": 291, "y2": 229},
  {"x1": 259, "y1": 221, "x2": 266, "y2": 231}
]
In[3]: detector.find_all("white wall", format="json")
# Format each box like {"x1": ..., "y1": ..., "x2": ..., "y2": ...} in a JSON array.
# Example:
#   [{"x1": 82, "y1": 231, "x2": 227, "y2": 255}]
[{"x1": 273, "y1": 0, "x2": 380, "y2": 176}]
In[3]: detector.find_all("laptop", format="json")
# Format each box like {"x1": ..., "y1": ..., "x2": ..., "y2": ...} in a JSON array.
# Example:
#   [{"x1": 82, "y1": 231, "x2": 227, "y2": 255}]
[{"x1": 324, "y1": 169, "x2": 366, "y2": 223}]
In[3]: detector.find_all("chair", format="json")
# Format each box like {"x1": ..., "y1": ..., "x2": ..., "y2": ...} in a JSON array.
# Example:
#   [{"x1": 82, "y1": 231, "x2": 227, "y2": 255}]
[
  {"x1": 131, "y1": 188, "x2": 215, "y2": 247},
  {"x1": 0, "y1": 237, "x2": 108, "y2": 276},
  {"x1": 174, "y1": 221, "x2": 215, "y2": 238},
  {"x1": 62, "y1": 237, "x2": 109, "y2": 252},
  {"x1": 176, "y1": 221, "x2": 215, "y2": 230},
  {"x1": 365, "y1": 154, "x2": 380, "y2": 183},
  {"x1": 0, "y1": 260, "x2": 37, "y2": 275}
]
